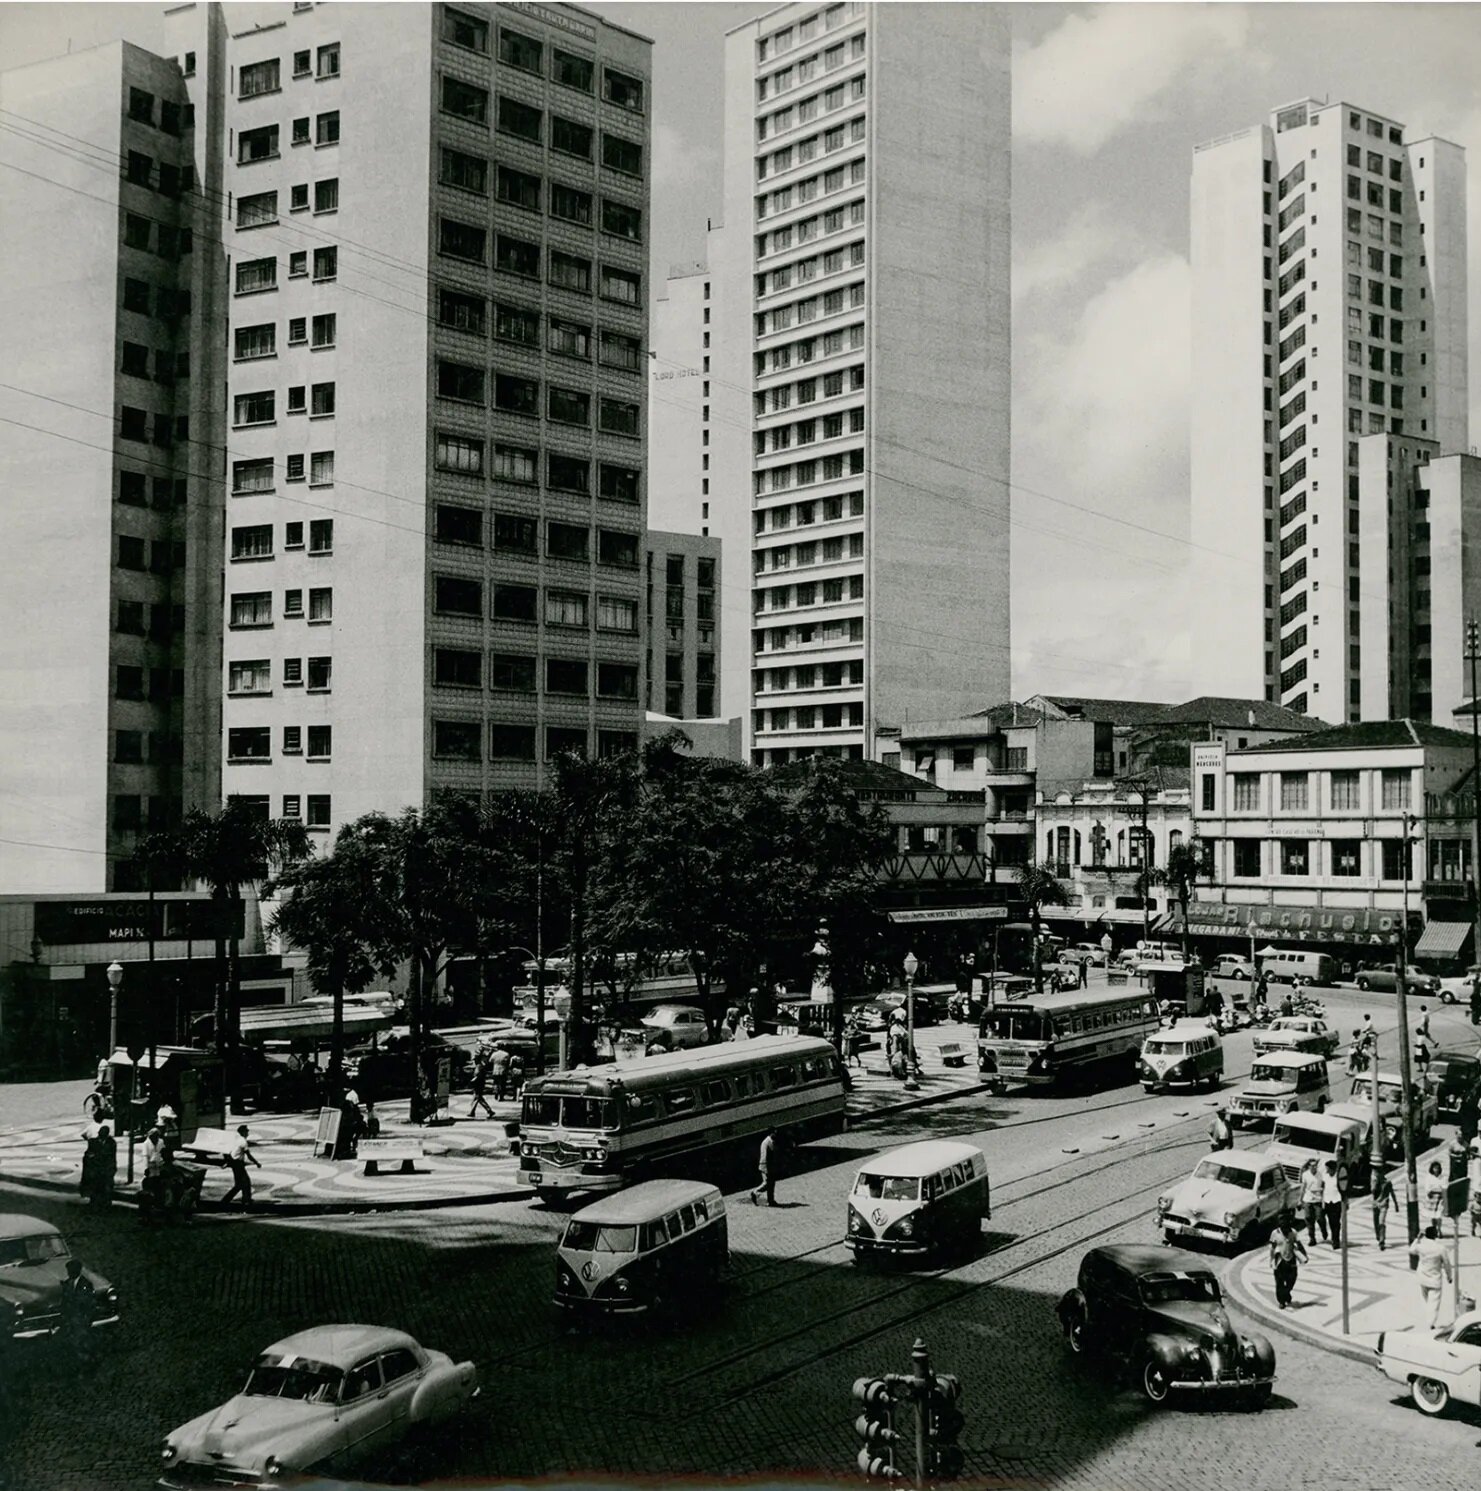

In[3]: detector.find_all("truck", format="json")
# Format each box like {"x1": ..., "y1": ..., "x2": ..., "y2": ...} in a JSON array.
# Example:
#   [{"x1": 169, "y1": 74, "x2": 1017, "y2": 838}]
[
  {"x1": 1265, "y1": 1110, "x2": 1371, "y2": 1194},
  {"x1": 1328, "y1": 1070, "x2": 1437, "y2": 1160}
]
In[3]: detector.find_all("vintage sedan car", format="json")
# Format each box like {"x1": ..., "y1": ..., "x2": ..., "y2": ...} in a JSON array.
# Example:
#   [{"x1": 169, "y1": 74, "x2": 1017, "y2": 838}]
[
  {"x1": 1156, "y1": 1151, "x2": 1292, "y2": 1250},
  {"x1": 1252, "y1": 1016, "x2": 1340, "y2": 1060},
  {"x1": 1434, "y1": 969, "x2": 1481, "y2": 1006},
  {"x1": 1430, "y1": 1050, "x2": 1481, "y2": 1122},
  {"x1": 639, "y1": 1004, "x2": 711, "y2": 1051},
  {"x1": 1212, "y1": 955, "x2": 1255, "y2": 981},
  {"x1": 1, "y1": 1215, "x2": 120, "y2": 1341},
  {"x1": 346, "y1": 1032, "x2": 472, "y2": 1099},
  {"x1": 159, "y1": 1324, "x2": 478, "y2": 1489},
  {"x1": 1056, "y1": 1244, "x2": 1275, "y2": 1406},
  {"x1": 853, "y1": 992, "x2": 940, "y2": 1031},
  {"x1": 0, "y1": 1216, "x2": 120, "y2": 1347},
  {"x1": 1375, "y1": 1310, "x2": 1481, "y2": 1416},
  {"x1": 1354, "y1": 964, "x2": 1442, "y2": 995}
]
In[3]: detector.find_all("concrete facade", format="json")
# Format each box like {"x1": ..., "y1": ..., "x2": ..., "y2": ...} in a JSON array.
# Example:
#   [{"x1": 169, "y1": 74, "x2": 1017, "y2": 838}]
[
  {"x1": 644, "y1": 529, "x2": 720, "y2": 719},
  {"x1": 1191, "y1": 100, "x2": 1468, "y2": 724},
  {"x1": 646, "y1": 258, "x2": 708, "y2": 536},
  {"x1": 218, "y1": 2, "x2": 652, "y2": 844},
  {"x1": 0, "y1": 15, "x2": 225, "y2": 894},
  {"x1": 720, "y1": 2, "x2": 1011, "y2": 766}
]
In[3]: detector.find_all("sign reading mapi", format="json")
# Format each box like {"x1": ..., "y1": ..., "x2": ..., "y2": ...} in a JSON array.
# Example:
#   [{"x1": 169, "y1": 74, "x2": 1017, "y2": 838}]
[{"x1": 34, "y1": 898, "x2": 244, "y2": 947}]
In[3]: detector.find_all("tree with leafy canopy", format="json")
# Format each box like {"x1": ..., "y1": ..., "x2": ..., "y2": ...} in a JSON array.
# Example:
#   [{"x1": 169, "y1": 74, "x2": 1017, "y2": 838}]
[
  {"x1": 1145, "y1": 837, "x2": 1205, "y2": 960},
  {"x1": 1017, "y1": 861, "x2": 1071, "y2": 993}
]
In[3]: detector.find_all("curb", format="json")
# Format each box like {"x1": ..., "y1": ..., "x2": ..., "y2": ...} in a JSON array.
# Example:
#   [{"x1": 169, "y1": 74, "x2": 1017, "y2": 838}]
[
  {"x1": 0, "y1": 1168, "x2": 536, "y2": 1218},
  {"x1": 1221, "y1": 1247, "x2": 1375, "y2": 1367}
]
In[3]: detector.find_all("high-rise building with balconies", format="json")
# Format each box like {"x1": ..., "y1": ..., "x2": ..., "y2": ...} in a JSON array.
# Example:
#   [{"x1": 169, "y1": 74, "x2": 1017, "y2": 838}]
[
  {"x1": 1191, "y1": 99, "x2": 1468, "y2": 724},
  {"x1": 220, "y1": 2, "x2": 652, "y2": 840},
  {"x1": 716, "y1": 2, "x2": 1011, "y2": 767}
]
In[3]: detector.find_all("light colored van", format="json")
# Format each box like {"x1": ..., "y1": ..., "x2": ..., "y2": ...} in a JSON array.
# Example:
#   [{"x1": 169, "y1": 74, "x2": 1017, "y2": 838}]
[
  {"x1": 1228, "y1": 1051, "x2": 1330, "y2": 1127},
  {"x1": 1258, "y1": 949, "x2": 1337, "y2": 986},
  {"x1": 1266, "y1": 1111, "x2": 1370, "y2": 1192},
  {"x1": 846, "y1": 1140, "x2": 990, "y2": 1262},
  {"x1": 1138, "y1": 1024, "x2": 1223, "y2": 1092}
]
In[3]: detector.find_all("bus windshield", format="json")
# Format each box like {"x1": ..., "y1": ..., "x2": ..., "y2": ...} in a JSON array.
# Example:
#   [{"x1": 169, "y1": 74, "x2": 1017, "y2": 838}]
[
  {"x1": 561, "y1": 1222, "x2": 637, "y2": 1254},
  {"x1": 982, "y1": 1008, "x2": 1049, "y2": 1042},
  {"x1": 522, "y1": 1095, "x2": 619, "y2": 1130}
]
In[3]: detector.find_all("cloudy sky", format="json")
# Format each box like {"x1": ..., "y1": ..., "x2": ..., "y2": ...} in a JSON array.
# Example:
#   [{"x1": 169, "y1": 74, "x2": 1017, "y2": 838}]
[{"x1": 7, "y1": 2, "x2": 1481, "y2": 706}]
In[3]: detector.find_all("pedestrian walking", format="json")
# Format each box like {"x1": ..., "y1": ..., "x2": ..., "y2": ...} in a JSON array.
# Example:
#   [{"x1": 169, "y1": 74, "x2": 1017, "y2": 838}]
[
  {"x1": 1409, "y1": 1223, "x2": 1453, "y2": 1329},
  {"x1": 1078, "y1": 958, "x2": 1088, "y2": 990},
  {"x1": 1207, "y1": 1107, "x2": 1232, "y2": 1152},
  {"x1": 58, "y1": 1257, "x2": 95, "y2": 1365},
  {"x1": 468, "y1": 1055, "x2": 495, "y2": 1119},
  {"x1": 1253, "y1": 969, "x2": 1269, "y2": 1012},
  {"x1": 488, "y1": 1046, "x2": 510, "y2": 1102},
  {"x1": 1421, "y1": 1159, "x2": 1447, "y2": 1233},
  {"x1": 79, "y1": 1124, "x2": 117, "y2": 1209},
  {"x1": 1321, "y1": 1160, "x2": 1344, "y2": 1250},
  {"x1": 1298, "y1": 1158, "x2": 1324, "y2": 1247},
  {"x1": 1371, "y1": 1168, "x2": 1397, "y2": 1250},
  {"x1": 363, "y1": 1100, "x2": 380, "y2": 1140},
  {"x1": 507, "y1": 1055, "x2": 525, "y2": 1097},
  {"x1": 221, "y1": 1124, "x2": 261, "y2": 1208},
  {"x1": 843, "y1": 1015, "x2": 864, "y2": 1069},
  {"x1": 1415, "y1": 1005, "x2": 1432, "y2": 1050},
  {"x1": 1467, "y1": 1142, "x2": 1481, "y2": 1238},
  {"x1": 1346, "y1": 1030, "x2": 1370, "y2": 1078},
  {"x1": 1268, "y1": 1217, "x2": 1308, "y2": 1310},
  {"x1": 749, "y1": 1128, "x2": 779, "y2": 1207}
]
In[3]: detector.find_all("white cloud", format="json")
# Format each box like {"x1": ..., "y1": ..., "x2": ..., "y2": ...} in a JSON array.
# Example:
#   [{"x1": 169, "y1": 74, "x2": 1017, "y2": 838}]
[
  {"x1": 1016, "y1": 5, "x2": 1258, "y2": 154},
  {"x1": 1012, "y1": 203, "x2": 1148, "y2": 304},
  {"x1": 1010, "y1": 252, "x2": 1195, "y2": 700},
  {"x1": 650, "y1": 119, "x2": 716, "y2": 191}
]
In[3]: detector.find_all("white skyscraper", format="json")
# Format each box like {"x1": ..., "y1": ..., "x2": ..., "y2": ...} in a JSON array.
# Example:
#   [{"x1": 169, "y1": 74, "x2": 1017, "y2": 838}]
[
  {"x1": 717, "y1": 2, "x2": 1011, "y2": 765},
  {"x1": 1191, "y1": 99, "x2": 1467, "y2": 723}
]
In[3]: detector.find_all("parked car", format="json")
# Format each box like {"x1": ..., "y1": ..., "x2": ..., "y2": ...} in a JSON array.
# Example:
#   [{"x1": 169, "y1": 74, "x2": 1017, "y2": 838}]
[
  {"x1": 1354, "y1": 964, "x2": 1442, "y2": 995},
  {"x1": 1229, "y1": 1051, "x2": 1331, "y2": 1128},
  {"x1": 853, "y1": 992, "x2": 938, "y2": 1031},
  {"x1": 1434, "y1": 969, "x2": 1481, "y2": 1006},
  {"x1": 1430, "y1": 1050, "x2": 1481, "y2": 1122},
  {"x1": 1252, "y1": 1016, "x2": 1340, "y2": 1060},
  {"x1": 1211, "y1": 955, "x2": 1255, "y2": 981},
  {"x1": 159, "y1": 1324, "x2": 478, "y2": 1489},
  {"x1": 1266, "y1": 1111, "x2": 1371, "y2": 1193},
  {"x1": 1374, "y1": 1310, "x2": 1481, "y2": 1416},
  {"x1": 1067, "y1": 943, "x2": 1109, "y2": 967},
  {"x1": 1259, "y1": 949, "x2": 1338, "y2": 987},
  {"x1": 1156, "y1": 1151, "x2": 1292, "y2": 1251},
  {"x1": 639, "y1": 1004, "x2": 711, "y2": 1051},
  {"x1": 0, "y1": 1215, "x2": 120, "y2": 1341},
  {"x1": 1056, "y1": 1244, "x2": 1275, "y2": 1406}
]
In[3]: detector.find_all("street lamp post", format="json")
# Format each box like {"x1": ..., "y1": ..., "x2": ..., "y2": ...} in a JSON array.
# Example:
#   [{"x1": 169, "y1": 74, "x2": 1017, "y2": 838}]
[
  {"x1": 903, "y1": 951, "x2": 920, "y2": 1093},
  {"x1": 106, "y1": 961, "x2": 123, "y2": 1061}
]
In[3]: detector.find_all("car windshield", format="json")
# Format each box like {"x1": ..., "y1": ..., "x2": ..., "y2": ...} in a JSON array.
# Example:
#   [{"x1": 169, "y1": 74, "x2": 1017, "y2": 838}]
[
  {"x1": 561, "y1": 1222, "x2": 637, "y2": 1254},
  {"x1": 853, "y1": 1175, "x2": 920, "y2": 1202},
  {"x1": 1273, "y1": 1123, "x2": 1337, "y2": 1151},
  {"x1": 0, "y1": 1233, "x2": 69, "y2": 1268},
  {"x1": 1139, "y1": 1272, "x2": 1222, "y2": 1306},
  {"x1": 1352, "y1": 1079, "x2": 1401, "y2": 1102},
  {"x1": 1193, "y1": 1160, "x2": 1256, "y2": 1189},
  {"x1": 243, "y1": 1358, "x2": 343, "y2": 1403},
  {"x1": 1250, "y1": 1062, "x2": 1297, "y2": 1084}
]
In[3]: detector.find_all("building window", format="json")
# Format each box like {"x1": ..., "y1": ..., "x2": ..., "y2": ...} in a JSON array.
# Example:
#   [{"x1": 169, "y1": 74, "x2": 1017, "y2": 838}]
[
  {"x1": 599, "y1": 330, "x2": 642, "y2": 372},
  {"x1": 600, "y1": 266, "x2": 641, "y2": 305},
  {"x1": 493, "y1": 443, "x2": 537, "y2": 483},
  {"x1": 230, "y1": 591, "x2": 273, "y2": 628},
  {"x1": 238, "y1": 124, "x2": 279, "y2": 163},
  {"x1": 231, "y1": 524, "x2": 273, "y2": 560},
  {"x1": 545, "y1": 590, "x2": 588, "y2": 628},
  {"x1": 600, "y1": 199, "x2": 642, "y2": 241},
  {"x1": 227, "y1": 659, "x2": 270, "y2": 696},
  {"x1": 546, "y1": 658, "x2": 589, "y2": 696},
  {"x1": 439, "y1": 217, "x2": 487, "y2": 263},
  {"x1": 547, "y1": 521, "x2": 590, "y2": 562},
  {"x1": 496, "y1": 234, "x2": 540, "y2": 277},
  {"x1": 1380, "y1": 838, "x2": 1412, "y2": 881},
  {"x1": 236, "y1": 191, "x2": 278, "y2": 229},
  {"x1": 284, "y1": 593, "x2": 303, "y2": 619},
  {"x1": 440, "y1": 146, "x2": 487, "y2": 194},
  {"x1": 436, "y1": 431, "x2": 485, "y2": 475},
  {"x1": 547, "y1": 727, "x2": 588, "y2": 759},
  {"x1": 490, "y1": 653, "x2": 536, "y2": 692},
  {"x1": 437, "y1": 359, "x2": 486, "y2": 404},
  {"x1": 597, "y1": 529, "x2": 638, "y2": 568},
  {"x1": 599, "y1": 464, "x2": 639, "y2": 506},
  {"x1": 228, "y1": 727, "x2": 271, "y2": 762},
  {"x1": 490, "y1": 724, "x2": 536, "y2": 760},
  {"x1": 597, "y1": 662, "x2": 638, "y2": 700},
  {"x1": 548, "y1": 386, "x2": 590, "y2": 426},
  {"x1": 602, "y1": 133, "x2": 642, "y2": 176},
  {"x1": 308, "y1": 518, "x2": 333, "y2": 553},
  {"x1": 309, "y1": 451, "x2": 334, "y2": 486},
  {"x1": 497, "y1": 164, "x2": 541, "y2": 212},
  {"x1": 1380, "y1": 768, "x2": 1410, "y2": 809},
  {"x1": 603, "y1": 68, "x2": 643, "y2": 112},
  {"x1": 307, "y1": 657, "x2": 331, "y2": 691},
  {"x1": 433, "y1": 720, "x2": 481, "y2": 761},
  {"x1": 239, "y1": 58, "x2": 280, "y2": 98},
  {"x1": 1330, "y1": 769, "x2": 1360, "y2": 809},
  {"x1": 434, "y1": 575, "x2": 483, "y2": 616},
  {"x1": 313, "y1": 246, "x2": 337, "y2": 281},
  {"x1": 1231, "y1": 774, "x2": 1260, "y2": 812},
  {"x1": 495, "y1": 374, "x2": 539, "y2": 415},
  {"x1": 596, "y1": 594, "x2": 637, "y2": 633},
  {"x1": 233, "y1": 323, "x2": 276, "y2": 361},
  {"x1": 443, "y1": 7, "x2": 488, "y2": 52},
  {"x1": 1232, "y1": 839, "x2": 1261, "y2": 877},
  {"x1": 311, "y1": 382, "x2": 335, "y2": 416},
  {"x1": 547, "y1": 318, "x2": 590, "y2": 360},
  {"x1": 441, "y1": 75, "x2": 488, "y2": 124},
  {"x1": 552, "y1": 47, "x2": 592, "y2": 91},
  {"x1": 435, "y1": 504, "x2": 482, "y2": 546},
  {"x1": 234, "y1": 390, "x2": 275, "y2": 427},
  {"x1": 549, "y1": 250, "x2": 592, "y2": 293},
  {"x1": 235, "y1": 257, "x2": 277, "y2": 294},
  {"x1": 306, "y1": 794, "x2": 331, "y2": 828},
  {"x1": 494, "y1": 302, "x2": 538, "y2": 345},
  {"x1": 1332, "y1": 839, "x2": 1362, "y2": 877},
  {"x1": 1279, "y1": 772, "x2": 1309, "y2": 811},
  {"x1": 311, "y1": 312, "x2": 336, "y2": 348},
  {"x1": 547, "y1": 453, "x2": 590, "y2": 494},
  {"x1": 497, "y1": 96, "x2": 542, "y2": 142},
  {"x1": 1200, "y1": 774, "x2": 1216, "y2": 812},
  {"x1": 598, "y1": 398, "x2": 640, "y2": 436},
  {"x1": 435, "y1": 648, "x2": 482, "y2": 687},
  {"x1": 1279, "y1": 840, "x2": 1308, "y2": 875},
  {"x1": 549, "y1": 182, "x2": 592, "y2": 226},
  {"x1": 492, "y1": 583, "x2": 538, "y2": 622},
  {"x1": 552, "y1": 115, "x2": 593, "y2": 159}
]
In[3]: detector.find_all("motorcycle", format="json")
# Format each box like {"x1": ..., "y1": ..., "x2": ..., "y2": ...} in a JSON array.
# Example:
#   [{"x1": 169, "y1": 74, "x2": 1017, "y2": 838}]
[{"x1": 138, "y1": 1159, "x2": 207, "y2": 1225}]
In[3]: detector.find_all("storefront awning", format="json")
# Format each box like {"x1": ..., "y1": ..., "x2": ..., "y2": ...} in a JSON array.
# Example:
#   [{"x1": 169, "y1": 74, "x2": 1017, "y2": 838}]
[{"x1": 1414, "y1": 920, "x2": 1472, "y2": 960}]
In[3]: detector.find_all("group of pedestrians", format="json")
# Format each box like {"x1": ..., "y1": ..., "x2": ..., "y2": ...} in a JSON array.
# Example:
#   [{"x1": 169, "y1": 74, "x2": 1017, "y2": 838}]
[{"x1": 467, "y1": 1042, "x2": 524, "y2": 1118}]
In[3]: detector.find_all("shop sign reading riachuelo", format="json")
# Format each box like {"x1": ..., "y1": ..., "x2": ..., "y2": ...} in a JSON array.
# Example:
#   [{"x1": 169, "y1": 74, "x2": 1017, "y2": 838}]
[{"x1": 1183, "y1": 902, "x2": 1413, "y2": 944}]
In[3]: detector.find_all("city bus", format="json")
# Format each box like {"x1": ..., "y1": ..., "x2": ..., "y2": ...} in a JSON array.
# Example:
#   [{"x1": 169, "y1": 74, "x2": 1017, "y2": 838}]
[
  {"x1": 516, "y1": 1035, "x2": 847, "y2": 1202},
  {"x1": 976, "y1": 986, "x2": 1161, "y2": 1087},
  {"x1": 513, "y1": 950, "x2": 722, "y2": 1022}
]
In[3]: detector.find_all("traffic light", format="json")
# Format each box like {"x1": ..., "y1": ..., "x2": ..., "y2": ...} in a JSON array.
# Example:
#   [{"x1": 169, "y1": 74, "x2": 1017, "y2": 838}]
[
  {"x1": 923, "y1": 1373, "x2": 966, "y2": 1480},
  {"x1": 1446, "y1": 1142, "x2": 1470, "y2": 1219},
  {"x1": 852, "y1": 1377, "x2": 903, "y2": 1480}
]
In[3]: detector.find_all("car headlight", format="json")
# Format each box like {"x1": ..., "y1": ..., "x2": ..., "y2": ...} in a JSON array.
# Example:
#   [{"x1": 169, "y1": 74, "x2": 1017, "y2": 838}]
[
  {"x1": 898, "y1": 1218, "x2": 915, "y2": 1237},
  {"x1": 614, "y1": 1276, "x2": 631, "y2": 1294},
  {"x1": 1156, "y1": 1194, "x2": 1171, "y2": 1214},
  {"x1": 1223, "y1": 1211, "x2": 1237, "y2": 1228},
  {"x1": 160, "y1": 1444, "x2": 177, "y2": 1465},
  {"x1": 264, "y1": 1455, "x2": 283, "y2": 1479},
  {"x1": 1184, "y1": 1343, "x2": 1203, "y2": 1359},
  {"x1": 848, "y1": 1210, "x2": 865, "y2": 1233}
]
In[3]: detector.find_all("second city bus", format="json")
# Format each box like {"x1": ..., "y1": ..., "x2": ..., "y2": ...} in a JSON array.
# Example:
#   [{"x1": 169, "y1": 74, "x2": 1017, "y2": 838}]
[{"x1": 976, "y1": 985, "x2": 1161, "y2": 1087}]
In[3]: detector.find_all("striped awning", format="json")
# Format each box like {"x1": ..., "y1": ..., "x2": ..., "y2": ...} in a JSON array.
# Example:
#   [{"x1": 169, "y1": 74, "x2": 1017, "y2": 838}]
[{"x1": 1413, "y1": 920, "x2": 1472, "y2": 959}]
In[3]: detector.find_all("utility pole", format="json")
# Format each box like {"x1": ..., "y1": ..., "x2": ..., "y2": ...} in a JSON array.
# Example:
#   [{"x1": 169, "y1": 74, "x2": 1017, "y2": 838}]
[
  {"x1": 1122, "y1": 777, "x2": 1153, "y2": 949},
  {"x1": 1396, "y1": 813, "x2": 1421, "y2": 1255},
  {"x1": 1466, "y1": 619, "x2": 1481, "y2": 968}
]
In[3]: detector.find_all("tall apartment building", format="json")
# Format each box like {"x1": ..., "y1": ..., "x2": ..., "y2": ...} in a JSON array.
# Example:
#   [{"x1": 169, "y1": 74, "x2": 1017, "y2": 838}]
[
  {"x1": 648, "y1": 259, "x2": 710, "y2": 537},
  {"x1": 1191, "y1": 99, "x2": 1468, "y2": 724},
  {"x1": 717, "y1": 2, "x2": 1011, "y2": 767},
  {"x1": 220, "y1": 2, "x2": 652, "y2": 838},
  {"x1": 644, "y1": 530, "x2": 720, "y2": 719},
  {"x1": 0, "y1": 3, "x2": 227, "y2": 894}
]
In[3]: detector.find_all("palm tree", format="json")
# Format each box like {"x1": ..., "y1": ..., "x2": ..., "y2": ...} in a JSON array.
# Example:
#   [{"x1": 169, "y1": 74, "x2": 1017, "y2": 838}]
[
  {"x1": 1018, "y1": 861, "x2": 1071, "y2": 993},
  {"x1": 1146, "y1": 838, "x2": 1205, "y2": 960}
]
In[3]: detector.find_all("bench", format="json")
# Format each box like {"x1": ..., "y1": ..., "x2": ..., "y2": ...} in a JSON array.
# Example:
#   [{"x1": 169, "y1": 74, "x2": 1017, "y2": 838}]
[
  {"x1": 1106, "y1": 969, "x2": 1128, "y2": 986},
  {"x1": 938, "y1": 1042, "x2": 968, "y2": 1069},
  {"x1": 359, "y1": 1137, "x2": 424, "y2": 1176},
  {"x1": 173, "y1": 1127, "x2": 235, "y2": 1166}
]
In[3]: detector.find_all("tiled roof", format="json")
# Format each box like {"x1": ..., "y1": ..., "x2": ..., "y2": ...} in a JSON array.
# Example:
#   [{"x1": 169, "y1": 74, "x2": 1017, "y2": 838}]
[
  {"x1": 1029, "y1": 695, "x2": 1171, "y2": 725},
  {"x1": 1238, "y1": 719, "x2": 1478, "y2": 754},
  {"x1": 772, "y1": 757, "x2": 950, "y2": 796},
  {"x1": 1146, "y1": 696, "x2": 1330, "y2": 731}
]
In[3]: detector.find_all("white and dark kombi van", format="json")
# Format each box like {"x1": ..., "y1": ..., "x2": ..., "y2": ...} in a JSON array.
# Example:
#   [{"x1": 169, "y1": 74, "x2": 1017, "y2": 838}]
[
  {"x1": 1138, "y1": 1023, "x2": 1224, "y2": 1092},
  {"x1": 1257, "y1": 949, "x2": 1337, "y2": 986},
  {"x1": 846, "y1": 1140, "x2": 990, "y2": 1263}
]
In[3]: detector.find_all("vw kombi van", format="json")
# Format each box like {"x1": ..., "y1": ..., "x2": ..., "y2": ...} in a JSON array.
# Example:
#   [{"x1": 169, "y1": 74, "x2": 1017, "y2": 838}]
[
  {"x1": 846, "y1": 1140, "x2": 990, "y2": 1263},
  {"x1": 1138, "y1": 1024, "x2": 1223, "y2": 1092},
  {"x1": 1229, "y1": 1051, "x2": 1330, "y2": 1128},
  {"x1": 554, "y1": 1178, "x2": 726, "y2": 1316}
]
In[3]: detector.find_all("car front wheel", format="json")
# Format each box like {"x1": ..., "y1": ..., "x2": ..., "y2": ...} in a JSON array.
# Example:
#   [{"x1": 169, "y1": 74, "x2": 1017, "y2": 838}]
[
  {"x1": 1357, "y1": 978, "x2": 1371, "y2": 991},
  {"x1": 1141, "y1": 1359, "x2": 1171, "y2": 1404},
  {"x1": 1411, "y1": 1376, "x2": 1450, "y2": 1416},
  {"x1": 1063, "y1": 1310, "x2": 1087, "y2": 1354},
  {"x1": 1439, "y1": 990, "x2": 1456, "y2": 1005}
]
